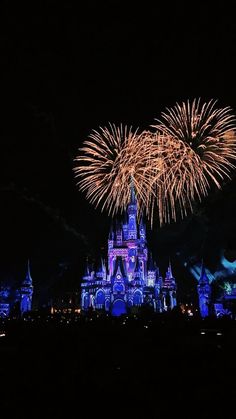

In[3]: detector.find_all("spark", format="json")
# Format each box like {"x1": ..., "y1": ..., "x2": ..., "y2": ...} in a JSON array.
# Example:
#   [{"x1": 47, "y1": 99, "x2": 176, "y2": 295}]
[
  {"x1": 74, "y1": 124, "x2": 161, "y2": 218},
  {"x1": 74, "y1": 99, "x2": 236, "y2": 226},
  {"x1": 151, "y1": 99, "x2": 236, "y2": 224}
]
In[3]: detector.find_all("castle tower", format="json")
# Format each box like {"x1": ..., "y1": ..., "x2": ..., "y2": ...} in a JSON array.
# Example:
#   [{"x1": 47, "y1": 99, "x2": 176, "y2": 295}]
[
  {"x1": 147, "y1": 253, "x2": 156, "y2": 287},
  {"x1": 20, "y1": 260, "x2": 34, "y2": 314},
  {"x1": 139, "y1": 217, "x2": 146, "y2": 242},
  {"x1": 127, "y1": 183, "x2": 137, "y2": 240},
  {"x1": 80, "y1": 183, "x2": 178, "y2": 316},
  {"x1": 162, "y1": 260, "x2": 177, "y2": 310},
  {"x1": 197, "y1": 261, "x2": 211, "y2": 318}
]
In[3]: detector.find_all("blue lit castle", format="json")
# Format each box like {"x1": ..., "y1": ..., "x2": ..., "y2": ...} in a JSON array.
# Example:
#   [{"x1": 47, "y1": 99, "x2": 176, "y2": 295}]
[
  {"x1": 197, "y1": 262, "x2": 212, "y2": 318},
  {"x1": 81, "y1": 187, "x2": 177, "y2": 316},
  {"x1": 197, "y1": 260, "x2": 236, "y2": 318},
  {"x1": 0, "y1": 261, "x2": 33, "y2": 318}
]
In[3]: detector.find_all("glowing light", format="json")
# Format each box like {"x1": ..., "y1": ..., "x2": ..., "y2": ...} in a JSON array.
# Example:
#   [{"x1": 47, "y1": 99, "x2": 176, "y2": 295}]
[
  {"x1": 151, "y1": 99, "x2": 236, "y2": 223},
  {"x1": 74, "y1": 99, "x2": 236, "y2": 226},
  {"x1": 74, "y1": 124, "x2": 158, "y2": 218}
]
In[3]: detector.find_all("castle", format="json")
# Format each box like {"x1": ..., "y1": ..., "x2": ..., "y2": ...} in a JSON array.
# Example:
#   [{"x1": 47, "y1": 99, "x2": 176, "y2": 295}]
[
  {"x1": 198, "y1": 261, "x2": 236, "y2": 318},
  {"x1": 81, "y1": 186, "x2": 177, "y2": 316},
  {"x1": 0, "y1": 261, "x2": 33, "y2": 318},
  {"x1": 197, "y1": 263, "x2": 212, "y2": 318}
]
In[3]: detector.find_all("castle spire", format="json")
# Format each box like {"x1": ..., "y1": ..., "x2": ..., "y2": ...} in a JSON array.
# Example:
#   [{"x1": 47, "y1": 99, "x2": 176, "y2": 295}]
[
  {"x1": 139, "y1": 215, "x2": 146, "y2": 241},
  {"x1": 130, "y1": 176, "x2": 136, "y2": 205},
  {"x1": 109, "y1": 222, "x2": 115, "y2": 240},
  {"x1": 168, "y1": 258, "x2": 173, "y2": 278},
  {"x1": 21, "y1": 259, "x2": 34, "y2": 314},
  {"x1": 127, "y1": 179, "x2": 137, "y2": 240},
  {"x1": 84, "y1": 256, "x2": 90, "y2": 276},
  {"x1": 148, "y1": 252, "x2": 155, "y2": 271},
  {"x1": 23, "y1": 259, "x2": 33, "y2": 286},
  {"x1": 197, "y1": 259, "x2": 211, "y2": 318},
  {"x1": 199, "y1": 259, "x2": 209, "y2": 284}
]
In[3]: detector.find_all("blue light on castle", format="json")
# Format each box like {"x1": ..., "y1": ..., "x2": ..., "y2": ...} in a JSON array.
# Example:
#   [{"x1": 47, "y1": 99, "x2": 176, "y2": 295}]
[
  {"x1": 0, "y1": 260, "x2": 33, "y2": 318},
  {"x1": 197, "y1": 261, "x2": 211, "y2": 318},
  {"x1": 197, "y1": 260, "x2": 236, "y2": 318},
  {"x1": 81, "y1": 186, "x2": 177, "y2": 316}
]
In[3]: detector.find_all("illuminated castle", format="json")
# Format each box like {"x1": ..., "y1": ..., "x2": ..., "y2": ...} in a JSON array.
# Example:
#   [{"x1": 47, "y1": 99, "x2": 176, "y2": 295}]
[
  {"x1": 81, "y1": 187, "x2": 177, "y2": 316},
  {"x1": 0, "y1": 261, "x2": 33, "y2": 318},
  {"x1": 197, "y1": 261, "x2": 236, "y2": 318},
  {"x1": 197, "y1": 262, "x2": 211, "y2": 318}
]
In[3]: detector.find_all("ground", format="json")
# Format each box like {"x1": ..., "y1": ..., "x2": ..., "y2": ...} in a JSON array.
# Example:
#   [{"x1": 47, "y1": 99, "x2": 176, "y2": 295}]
[{"x1": 0, "y1": 313, "x2": 235, "y2": 416}]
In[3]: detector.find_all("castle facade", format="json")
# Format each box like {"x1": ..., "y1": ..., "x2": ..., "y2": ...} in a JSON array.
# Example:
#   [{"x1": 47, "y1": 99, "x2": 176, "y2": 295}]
[
  {"x1": 81, "y1": 187, "x2": 177, "y2": 316},
  {"x1": 0, "y1": 261, "x2": 33, "y2": 318}
]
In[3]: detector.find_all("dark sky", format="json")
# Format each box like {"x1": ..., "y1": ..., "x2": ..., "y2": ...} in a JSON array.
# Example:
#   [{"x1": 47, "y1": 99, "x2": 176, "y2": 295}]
[{"x1": 1, "y1": 1, "x2": 236, "y2": 298}]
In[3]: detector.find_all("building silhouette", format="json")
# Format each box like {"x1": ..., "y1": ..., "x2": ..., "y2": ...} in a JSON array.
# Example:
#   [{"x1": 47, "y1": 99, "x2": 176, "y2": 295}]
[
  {"x1": 81, "y1": 186, "x2": 177, "y2": 316},
  {"x1": 197, "y1": 261, "x2": 211, "y2": 318},
  {"x1": 0, "y1": 260, "x2": 33, "y2": 318},
  {"x1": 197, "y1": 261, "x2": 236, "y2": 318}
]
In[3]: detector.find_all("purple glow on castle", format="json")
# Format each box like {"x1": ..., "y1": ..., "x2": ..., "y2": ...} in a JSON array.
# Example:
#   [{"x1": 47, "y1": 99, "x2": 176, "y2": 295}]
[{"x1": 81, "y1": 186, "x2": 177, "y2": 316}]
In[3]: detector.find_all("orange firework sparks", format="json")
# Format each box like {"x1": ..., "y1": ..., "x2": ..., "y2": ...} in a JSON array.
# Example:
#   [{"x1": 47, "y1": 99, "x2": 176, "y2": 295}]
[
  {"x1": 151, "y1": 99, "x2": 236, "y2": 224},
  {"x1": 74, "y1": 124, "x2": 161, "y2": 218},
  {"x1": 74, "y1": 99, "x2": 236, "y2": 227}
]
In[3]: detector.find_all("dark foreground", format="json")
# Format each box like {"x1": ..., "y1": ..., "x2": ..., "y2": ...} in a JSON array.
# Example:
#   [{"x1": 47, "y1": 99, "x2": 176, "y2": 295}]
[{"x1": 1, "y1": 312, "x2": 236, "y2": 416}]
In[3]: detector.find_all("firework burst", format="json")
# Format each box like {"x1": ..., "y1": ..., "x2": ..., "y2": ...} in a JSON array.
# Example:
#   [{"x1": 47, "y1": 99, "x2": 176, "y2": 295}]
[
  {"x1": 151, "y1": 98, "x2": 236, "y2": 223},
  {"x1": 74, "y1": 99, "x2": 236, "y2": 227},
  {"x1": 74, "y1": 124, "x2": 162, "y2": 217}
]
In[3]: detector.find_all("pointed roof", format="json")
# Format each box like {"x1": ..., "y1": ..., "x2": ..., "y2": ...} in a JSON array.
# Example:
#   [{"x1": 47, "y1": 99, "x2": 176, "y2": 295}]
[
  {"x1": 109, "y1": 223, "x2": 115, "y2": 240},
  {"x1": 148, "y1": 253, "x2": 155, "y2": 271},
  {"x1": 128, "y1": 176, "x2": 137, "y2": 205},
  {"x1": 199, "y1": 260, "x2": 209, "y2": 284},
  {"x1": 112, "y1": 256, "x2": 127, "y2": 279},
  {"x1": 22, "y1": 260, "x2": 33, "y2": 286},
  {"x1": 83, "y1": 257, "x2": 91, "y2": 276},
  {"x1": 96, "y1": 257, "x2": 106, "y2": 274},
  {"x1": 139, "y1": 216, "x2": 145, "y2": 228},
  {"x1": 167, "y1": 258, "x2": 173, "y2": 278},
  {"x1": 101, "y1": 258, "x2": 106, "y2": 273},
  {"x1": 122, "y1": 212, "x2": 128, "y2": 225},
  {"x1": 130, "y1": 184, "x2": 136, "y2": 204}
]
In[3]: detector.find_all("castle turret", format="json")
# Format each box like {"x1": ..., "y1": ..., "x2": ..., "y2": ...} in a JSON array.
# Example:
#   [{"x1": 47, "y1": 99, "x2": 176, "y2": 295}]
[
  {"x1": 108, "y1": 224, "x2": 115, "y2": 249},
  {"x1": 197, "y1": 261, "x2": 211, "y2": 318},
  {"x1": 134, "y1": 257, "x2": 142, "y2": 283},
  {"x1": 139, "y1": 217, "x2": 146, "y2": 242},
  {"x1": 162, "y1": 260, "x2": 177, "y2": 310},
  {"x1": 83, "y1": 258, "x2": 92, "y2": 281},
  {"x1": 96, "y1": 258, "x2": 107, "y2": 280},
  {"x1": 115, "y1": 220, "x2": 123, "y2": 245},
  {"x1": 127, "y1": 183, "x2": 137, "y2": 240},
  {"x1": 147, "y1": 253, "x2": 156, "y2": 287},
  {"x1": 20, "y1": 260, "x2": 33, "y2": 314},
  {"x1": 80, "y1": 183, "x2": 179, "y2": 316}
]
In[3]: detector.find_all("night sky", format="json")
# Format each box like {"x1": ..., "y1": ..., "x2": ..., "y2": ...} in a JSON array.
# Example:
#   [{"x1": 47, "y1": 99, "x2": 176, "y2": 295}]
[{"x1": 1, "y1": 2, "x2": 236, "y2": 302}]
